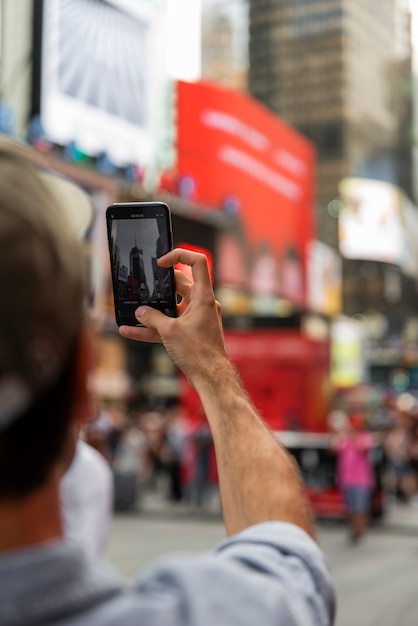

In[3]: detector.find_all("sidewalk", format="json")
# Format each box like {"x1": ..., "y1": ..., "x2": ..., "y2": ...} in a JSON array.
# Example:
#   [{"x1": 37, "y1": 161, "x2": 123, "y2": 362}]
[
  {"x1": 134, "y1": 485, "x2": 418, "y2": 534},
  {"x1": 135, "y1": 484, "x2": 222, "y2": 520},
  {"x1": 130, "y1": 483, "x2": 418, "y2": 535},
  {"x1": 376, "y1": 500, "x2": 418, "y2": 535}
]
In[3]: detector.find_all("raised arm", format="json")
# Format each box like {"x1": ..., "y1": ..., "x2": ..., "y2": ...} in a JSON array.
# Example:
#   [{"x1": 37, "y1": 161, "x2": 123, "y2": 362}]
[{"x1": 120, "y1": 249, "x2": 313, "y2": 538}]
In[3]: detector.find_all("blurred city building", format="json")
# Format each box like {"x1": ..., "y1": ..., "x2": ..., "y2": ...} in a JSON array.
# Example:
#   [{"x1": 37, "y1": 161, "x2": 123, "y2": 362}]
[
  {"x1": 247, "y1": 0, "x2": 418, "y2": 395},
  {"x1": 1, "y1": 0, "x2": 418, "y2": 513},
  {"x1": 0, "y1": 0, "x2": 334, "y2": 438},
  {"x1": 201, "y1": 0, "x2": 249, "y2": 91},
  {"x1": 248, "y1": 0, "x2": 414, "y2": 248},
  {"x1": 0, "y1": 0, "x2": 33, "y2": 137}
]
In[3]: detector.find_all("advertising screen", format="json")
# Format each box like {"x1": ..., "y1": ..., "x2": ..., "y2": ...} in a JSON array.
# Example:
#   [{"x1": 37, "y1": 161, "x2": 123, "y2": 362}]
[
  {"x1": 331, "y1": 317, "x2": 365, "y2": 389},
  {"x1": 36, "y1": 0, "x2": 162, "y2": 166},
  {"x1": 307, "y1": 240, "x2": 342, "y2": 316},
  {"x1": 176, "y1": 80, "x2": 316, "y2": 309},
  {"x1": 338, "y1": 178, "x2": 404, "y2": 264},
  {"x1": 399, "y1": 194, "x2": 418, "y2": 278}
]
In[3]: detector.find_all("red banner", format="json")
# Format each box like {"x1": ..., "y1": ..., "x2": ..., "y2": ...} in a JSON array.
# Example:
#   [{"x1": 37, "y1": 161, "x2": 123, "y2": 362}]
[
  {"x1": 179, "y1": 329, "x2": 330, "y2": 433},
  {"x1": 176, "y1": 80, "x2": 316, "y2": 308}
]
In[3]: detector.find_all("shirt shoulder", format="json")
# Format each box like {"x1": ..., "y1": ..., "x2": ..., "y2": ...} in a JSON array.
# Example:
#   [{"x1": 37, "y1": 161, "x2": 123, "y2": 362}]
[{"x1": 131, "y1": 522, "x2": 336, "y2": 626}]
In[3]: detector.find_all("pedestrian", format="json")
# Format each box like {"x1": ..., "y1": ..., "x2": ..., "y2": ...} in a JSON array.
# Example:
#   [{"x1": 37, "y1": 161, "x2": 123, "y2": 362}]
[
  {"x1": 160, "y1": 406, "x2": 188, "y2": 502},
  {"x1": 383, "y1": 406, "x2": 417, "y2": 504},
  {"x1": 83, "y1": 405, "x2": 118, "y2": 464},
  {"x1": 407, "y1": 416, "x2": 418, "y2": 506},
  {"x1": 112, "y1": 415, "x2": 146, "y2": 511},
  {"x1": 0, "y1": 144, "x2": 335, "y2": 625},
  {"x1": 189, "y1": 407, "x2": 215, "y2": 508},
  {"x1": 141, "y1": 408, "x2": 168, "y2": 489},
  {"x1": 333, "y1": 412, "x2": 375, "y2": 543}
]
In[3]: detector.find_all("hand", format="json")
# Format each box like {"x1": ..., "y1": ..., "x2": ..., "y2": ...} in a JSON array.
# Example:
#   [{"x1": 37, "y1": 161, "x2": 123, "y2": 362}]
[
  {"x1": 119, "y1": 249, "x2": 227, "y2": 386},
  {"x1": 122, "y1": 250, "x2": 314, "y2": 539}
]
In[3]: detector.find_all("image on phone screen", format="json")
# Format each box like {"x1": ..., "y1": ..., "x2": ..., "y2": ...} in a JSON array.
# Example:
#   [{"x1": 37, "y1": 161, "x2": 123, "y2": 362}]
[{"x1": 107, "y1": 205, "x2": 177, "y2": 326}]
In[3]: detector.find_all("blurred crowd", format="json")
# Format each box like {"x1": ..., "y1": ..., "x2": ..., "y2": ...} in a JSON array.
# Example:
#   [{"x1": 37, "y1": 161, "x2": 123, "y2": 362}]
[
  {"x1": 327, "y1": 391, "x2": 418, "y2": 543},
  {"x1": 82, "y1": 401, "x2": 218, "y2": 512},
  {"x1": 332, "y1": 389, "x2": 418, "y2": 509},
  {"x1": 380, "y1": 394, "x2": 418, "y2": 507},
  {"x1": 80, "y1": 385, "x2": 418, "y2": 522}
]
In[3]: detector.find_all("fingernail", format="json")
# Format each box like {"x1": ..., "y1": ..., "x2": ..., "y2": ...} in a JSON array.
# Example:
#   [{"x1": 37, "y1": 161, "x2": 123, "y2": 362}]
[{"x1": 135, "y1": 306, "x2": 147, "y2": 319}]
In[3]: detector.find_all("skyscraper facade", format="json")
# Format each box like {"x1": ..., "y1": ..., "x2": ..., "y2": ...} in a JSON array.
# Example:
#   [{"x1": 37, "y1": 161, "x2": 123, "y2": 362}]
[
  {"x1": 201, "y1": 0, "x2": 249, "y2": 90},
  {"x1": 248, "y1": 0, "x2": 414, "y2": 250},
  {"x1": 129, "y1": 241, "x2": 149, "y2": 298},
  {"x1": 248, "y1": 0, "x2": 417, "y2": 327}
]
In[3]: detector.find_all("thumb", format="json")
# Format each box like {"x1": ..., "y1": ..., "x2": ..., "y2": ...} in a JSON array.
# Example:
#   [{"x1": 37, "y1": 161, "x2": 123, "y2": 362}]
[{"x1": 135, "y1": 305, "x2": 166, "y2": 331}]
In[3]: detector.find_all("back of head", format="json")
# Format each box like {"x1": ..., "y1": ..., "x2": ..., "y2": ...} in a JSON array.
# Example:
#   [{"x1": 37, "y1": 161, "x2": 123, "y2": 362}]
[{"x1": 0, "y1": 144, "x2": 89, "y2": 497}]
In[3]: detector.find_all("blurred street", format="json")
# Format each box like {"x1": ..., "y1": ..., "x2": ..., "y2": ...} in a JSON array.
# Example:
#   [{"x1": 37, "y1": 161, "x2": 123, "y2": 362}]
[{"x1": 105, "y1": 489, "x2": 418, "y2": 626}]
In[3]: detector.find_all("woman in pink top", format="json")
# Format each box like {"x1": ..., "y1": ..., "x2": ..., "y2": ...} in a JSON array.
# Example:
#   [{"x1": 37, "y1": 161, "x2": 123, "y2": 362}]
[{"x1": 334, "y1": 413, "x2": 375, "y2": 543}]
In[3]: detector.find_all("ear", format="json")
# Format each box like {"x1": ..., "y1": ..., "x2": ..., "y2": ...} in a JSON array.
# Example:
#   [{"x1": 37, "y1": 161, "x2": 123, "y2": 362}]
[
  {"x1": 56, "y1": 324, "x2": 98, "y2": 477},
  {"x1": 70, "y1": 323, "x2": 98, "y2": 427}
]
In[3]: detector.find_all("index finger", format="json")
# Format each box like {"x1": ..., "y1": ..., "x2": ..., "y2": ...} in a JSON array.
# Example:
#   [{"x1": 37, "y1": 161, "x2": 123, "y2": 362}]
[{"x1": 158, "y1": 249, "x2": 212, "y2": 292}]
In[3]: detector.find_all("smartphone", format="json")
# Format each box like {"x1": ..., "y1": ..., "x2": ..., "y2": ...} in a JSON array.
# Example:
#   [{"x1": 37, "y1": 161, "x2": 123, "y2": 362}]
[{"x1": 106, "y1": 201, "x2": 177, "y2": 326}]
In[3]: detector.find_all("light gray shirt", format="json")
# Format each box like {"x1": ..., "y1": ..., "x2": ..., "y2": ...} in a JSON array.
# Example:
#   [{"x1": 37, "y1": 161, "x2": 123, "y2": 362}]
[{"x1": 0, "y1": 522, "x2": 335, "y2": 625}]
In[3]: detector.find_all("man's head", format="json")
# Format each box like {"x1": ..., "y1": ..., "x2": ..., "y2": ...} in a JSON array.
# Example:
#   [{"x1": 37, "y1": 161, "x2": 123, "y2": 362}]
[{"x1": 0, "y1": 143, "x2": 92, "y2": 498}]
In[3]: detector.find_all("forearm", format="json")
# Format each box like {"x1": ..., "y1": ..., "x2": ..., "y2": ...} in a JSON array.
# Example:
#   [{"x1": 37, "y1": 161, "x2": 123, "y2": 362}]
[
  {"x1": 192, "y1": 356, "x2": 314, "y2": 538},
  {"x1": 119, "y1": 249, "x2": 314, "y2": 538}
]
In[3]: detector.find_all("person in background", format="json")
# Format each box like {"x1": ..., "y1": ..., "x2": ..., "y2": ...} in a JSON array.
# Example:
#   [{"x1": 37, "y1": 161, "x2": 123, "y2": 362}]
[
  {"x1": 159, "y1": 406, "x2": 189, "y2": 502},
  {"x1": 189, "y1": 407, "x2": 215, "y2": 508},
  {"x1": 407, "y1": 416, "x2": 418, "y2": 506},
  {"x1": 383, "y1": 406, "x2": 417, "y2": 504},
  {"x1": 0, "y1": 144, "x2": 335, "y2": 626},
  {"x1": 83, "y1": 405, "x2": 118, "y2": 464},
  {"x1": 112, "y1": 413, "x2": 148, "y2": 511},
  {"x1": 332, "y1": 412, "x2": 375, "y2": 544},
  {"x1": 140, "y1": 408, "x2": 168, "y2": 489}
]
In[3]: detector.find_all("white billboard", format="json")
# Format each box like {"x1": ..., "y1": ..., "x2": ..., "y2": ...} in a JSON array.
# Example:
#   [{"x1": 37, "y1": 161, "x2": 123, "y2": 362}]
[
  {"x1": 40, "y1": 0, "x2": 164, "y2": 167},
  {"x1": 338, "y1": 178, "x2": 404, "y2": 265},
  {"x1": 307, "y1": 240, "x2": 342, "y2": 316},
  {"x1": 399, "y1": 193, "x2": 418, "y2": 278}
]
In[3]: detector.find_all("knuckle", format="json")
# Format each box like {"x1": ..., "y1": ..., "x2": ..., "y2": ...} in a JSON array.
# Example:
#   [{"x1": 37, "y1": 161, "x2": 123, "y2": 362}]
[
  {"x1": 199, "y1": 291, "x2": 216, "y2": 306},
  {"x1": 193, "y1": 252, "x2": 207, "y2": 266}
]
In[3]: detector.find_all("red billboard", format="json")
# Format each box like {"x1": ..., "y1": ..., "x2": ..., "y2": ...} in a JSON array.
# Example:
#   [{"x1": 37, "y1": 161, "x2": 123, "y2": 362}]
[
  {"x1": 176, "y1": 80, "x2": 316, "y2": 308},
  {"x1": 179, "y1": 329, "x2": 330, "y2": 433}
]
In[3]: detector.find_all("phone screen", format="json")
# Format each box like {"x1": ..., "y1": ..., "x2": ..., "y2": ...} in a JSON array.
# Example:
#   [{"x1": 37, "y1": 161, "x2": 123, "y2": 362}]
[{"x1": 106, "y1": 202, "x2": 177, "y2": 326}]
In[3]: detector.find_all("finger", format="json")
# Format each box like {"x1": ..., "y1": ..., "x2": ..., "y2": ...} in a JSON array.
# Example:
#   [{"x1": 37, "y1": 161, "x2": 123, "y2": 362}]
[
  {"x1": 120, "y1": 296, "x2": 180, "y2": 341},
  {"x1": 174, "y1": 269, "x2": 193, "y2": 300},
  {"x1": 119, "y1": 325, "x2": 162, "y2": 344},
  {"x1": 135, "y1": 305, "x2": 175, "y2": 338},
  {"x1": 158, "y1": 249, "x2": 212, "y2": 294}
]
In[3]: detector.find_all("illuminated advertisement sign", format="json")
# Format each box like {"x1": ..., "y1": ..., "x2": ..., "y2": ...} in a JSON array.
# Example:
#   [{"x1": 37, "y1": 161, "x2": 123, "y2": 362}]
[
  {"x1": 176, "y1": 81, "x2": 316, "y2": 309},
  {"x1": 36, "y1": 0, "x2": 163, "y2": 166},
  {"x1": 307, "y1": 240, "x2": 342, "y2": 316},
  {"x1": 339, "y1": 177, "x2": 418, "y2": 279},
  {"x1": 399, "y1": 193, "x2": 418, "y2": 278},
  {"x1": 331, "y1": 317, "x2": 365, "y2": 389},
  {"x1": 339, "y1": 178, "x2": 404, "y2": 264}
]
